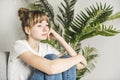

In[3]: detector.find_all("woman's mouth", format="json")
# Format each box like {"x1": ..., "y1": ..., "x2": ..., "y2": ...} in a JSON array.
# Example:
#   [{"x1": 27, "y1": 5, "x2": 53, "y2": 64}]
[{"x1": 42, "y1": 33, "x2": 48, "y2": 36}]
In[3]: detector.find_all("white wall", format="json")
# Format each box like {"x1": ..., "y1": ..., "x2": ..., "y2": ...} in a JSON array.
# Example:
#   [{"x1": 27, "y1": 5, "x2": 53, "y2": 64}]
[
  {"x1": 0, "y1": 0, "x2": 120, "y2": 80},
  {"x1": 0, "y1": 0, "x2": 29, "y2": 51}
]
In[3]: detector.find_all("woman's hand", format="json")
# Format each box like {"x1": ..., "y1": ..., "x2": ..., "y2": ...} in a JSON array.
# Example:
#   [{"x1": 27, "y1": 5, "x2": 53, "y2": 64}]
[
  {"x1": 76, "y1": 63, "x2": 86, "y2": 70},
  {"x1": 76, "y1": 54, "x2": 87, "y2": 70},
  {"x1": 47, "y1": 28, "x2": 61, "y2": 41}
]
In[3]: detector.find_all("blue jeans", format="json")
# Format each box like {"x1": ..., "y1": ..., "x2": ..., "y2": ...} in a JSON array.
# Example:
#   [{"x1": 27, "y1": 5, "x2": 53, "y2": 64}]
[{"x1": 29, "y1": 54, "x2": 76, "y2": 80}]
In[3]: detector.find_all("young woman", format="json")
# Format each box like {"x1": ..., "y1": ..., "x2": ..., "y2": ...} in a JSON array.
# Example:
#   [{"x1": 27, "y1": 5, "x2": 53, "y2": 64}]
[{"x1": 8, "y1": 7, "x2": 87, "y2": 80}]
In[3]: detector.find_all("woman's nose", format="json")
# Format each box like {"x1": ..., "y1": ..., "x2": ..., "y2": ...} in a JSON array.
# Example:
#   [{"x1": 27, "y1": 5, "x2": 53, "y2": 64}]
[{"x1": 43, "y1": 27, "x2": 49, "y2": 32}]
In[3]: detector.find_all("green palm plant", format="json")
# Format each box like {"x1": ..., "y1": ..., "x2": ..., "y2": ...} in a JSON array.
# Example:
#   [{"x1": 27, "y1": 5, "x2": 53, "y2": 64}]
[{"x1": 27, "y1": 0, "x2": 120, "y2": 79}]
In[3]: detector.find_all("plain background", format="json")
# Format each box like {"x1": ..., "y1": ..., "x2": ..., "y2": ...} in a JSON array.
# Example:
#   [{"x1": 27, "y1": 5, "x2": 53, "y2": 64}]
[{"x1": 0, "y1": 0, "x2": 120, "y2": 80}]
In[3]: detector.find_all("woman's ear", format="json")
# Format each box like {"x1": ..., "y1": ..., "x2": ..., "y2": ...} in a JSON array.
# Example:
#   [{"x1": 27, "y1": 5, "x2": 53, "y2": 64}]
[{"x1": 25, "y1": 26, "x2": 30, "y2": 35}]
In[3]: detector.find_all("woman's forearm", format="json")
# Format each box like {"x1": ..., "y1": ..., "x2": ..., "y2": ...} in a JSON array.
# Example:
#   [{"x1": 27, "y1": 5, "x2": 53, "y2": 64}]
[
  {"x1": 50, "y1": 54, "x2": 83, "y2": 74},
  {"x1": 20, "y1": 51, "x2": 83, "y2": 75},
  {"x1": 49, "y1": 29, "x2": 77, "y2": 56},
  {"x1": 57, "y1": 36, "x2": 77, "y2": 56}
]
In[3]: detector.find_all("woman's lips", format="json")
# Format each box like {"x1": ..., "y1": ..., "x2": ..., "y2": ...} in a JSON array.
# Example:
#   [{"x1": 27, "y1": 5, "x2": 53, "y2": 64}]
[{"x1": 42, "y1": 33, "x2": 48, "y2": 36}]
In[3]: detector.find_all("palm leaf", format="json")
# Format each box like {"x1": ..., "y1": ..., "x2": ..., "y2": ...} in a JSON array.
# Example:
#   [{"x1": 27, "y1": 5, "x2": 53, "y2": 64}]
[
  {"x1": 107, "y1": 12, "x2": 120, "y2": 21},
  {"x1": 78, "y1": 24, "x2": 120, "y2": 42},
  {"x1": 65, "y1": 3, "x2": 117, "y2": 43},
  {"x1": 97, "y1": 24, "x2": 120, "y2": 36},
  {"x1": 72, "y1": 2, "x2": 112, "y2": 30},
  {"x1": 57, "y1": 0, "x2": 77, "y2": 29}
]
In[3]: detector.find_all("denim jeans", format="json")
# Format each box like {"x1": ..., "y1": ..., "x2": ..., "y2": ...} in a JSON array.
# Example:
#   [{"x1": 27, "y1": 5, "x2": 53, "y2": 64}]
[{"x1": 29, "y1": 54, "x2": 76, "y2": 80}]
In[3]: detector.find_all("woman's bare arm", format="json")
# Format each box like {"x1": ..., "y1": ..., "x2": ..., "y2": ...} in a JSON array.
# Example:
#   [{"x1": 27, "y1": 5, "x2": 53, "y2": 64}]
[
  {"x1": 48, "y1": 28, "x2": 87, "y2": 67},
  {"x1": 19, "y1": 51, "x2": 84, "y2": 75}
]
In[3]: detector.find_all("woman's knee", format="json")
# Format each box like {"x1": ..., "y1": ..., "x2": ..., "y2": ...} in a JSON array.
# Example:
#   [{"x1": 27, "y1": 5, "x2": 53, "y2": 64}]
[{"x1": 44, "y1": 54, "x2": 58, "y2": 60}]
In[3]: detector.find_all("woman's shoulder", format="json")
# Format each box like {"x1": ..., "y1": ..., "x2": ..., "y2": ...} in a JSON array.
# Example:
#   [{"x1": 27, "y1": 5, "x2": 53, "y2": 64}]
[
  {"x1": 14, "y1": 39, "x2": 27, "y2": 44},
  {"x1": 13, "y1": 39, "x2": 27, "y2": 47},
  {"x1": 15, "y1": 39, "x2": 26, "y2": 43}
]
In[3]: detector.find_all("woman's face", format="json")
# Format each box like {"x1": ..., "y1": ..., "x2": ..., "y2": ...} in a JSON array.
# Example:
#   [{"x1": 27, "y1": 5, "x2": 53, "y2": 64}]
[{"x1": 28, "y1": 20, "x2": 50, "y2": 41}]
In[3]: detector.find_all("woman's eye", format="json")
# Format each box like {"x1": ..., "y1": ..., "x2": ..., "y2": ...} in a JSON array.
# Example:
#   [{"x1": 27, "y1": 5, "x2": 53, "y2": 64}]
[
  {"x1": 37, "y1": 24, "x2": 49, "y2": 27},
  {"x1": 38, "y1": 25, "x2": 41, "y2": 27},
  {"x1": 46, "y1": 25, "x2": 49, "y2": 27}
]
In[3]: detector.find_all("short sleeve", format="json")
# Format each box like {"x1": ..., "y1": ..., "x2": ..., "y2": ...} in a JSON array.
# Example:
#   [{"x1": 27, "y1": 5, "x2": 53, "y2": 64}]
[
  {"x1": 13, "y1": 40, "x2": 29, "y2": 58},
  {"x1": 47, "y1": 44, "x2": 60, "y2": 55}
]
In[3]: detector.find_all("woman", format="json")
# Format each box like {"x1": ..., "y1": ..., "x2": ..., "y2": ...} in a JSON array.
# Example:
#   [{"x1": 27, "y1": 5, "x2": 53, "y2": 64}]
[{"x1": 8, "y1": 7, "x2": 87, "y2": 80}]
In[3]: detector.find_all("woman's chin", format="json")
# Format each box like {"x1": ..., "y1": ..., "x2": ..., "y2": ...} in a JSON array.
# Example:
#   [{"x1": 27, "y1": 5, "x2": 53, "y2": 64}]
[{"x1": 41, "y1": 37, "x2": 48, "y2": 40}]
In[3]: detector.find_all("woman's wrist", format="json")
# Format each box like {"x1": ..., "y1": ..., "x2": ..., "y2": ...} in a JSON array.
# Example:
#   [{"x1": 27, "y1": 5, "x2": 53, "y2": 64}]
[
  {"x1": 77, "y1": 54, "x2": 84, "y2": 61},
  {"x1": 78, "y1": 54, "x2": 87, "y2": 66}
]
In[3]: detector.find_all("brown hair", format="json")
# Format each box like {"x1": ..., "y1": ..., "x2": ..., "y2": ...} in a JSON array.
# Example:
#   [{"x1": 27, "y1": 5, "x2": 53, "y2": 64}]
[{"x1": 18, "y1": 7, "x2": 49, "y2": 35}]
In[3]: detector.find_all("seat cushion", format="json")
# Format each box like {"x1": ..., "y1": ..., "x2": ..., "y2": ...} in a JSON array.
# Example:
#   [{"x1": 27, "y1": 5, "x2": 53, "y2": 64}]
[{"x1": 0, "y1": 52, "x2": 9, "y2": 80}]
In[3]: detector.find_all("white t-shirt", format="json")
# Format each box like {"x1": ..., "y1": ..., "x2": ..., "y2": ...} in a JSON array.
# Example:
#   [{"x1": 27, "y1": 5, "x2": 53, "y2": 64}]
[{"x1": 8, "y1": 40, "x2": 60, "y2": 80}]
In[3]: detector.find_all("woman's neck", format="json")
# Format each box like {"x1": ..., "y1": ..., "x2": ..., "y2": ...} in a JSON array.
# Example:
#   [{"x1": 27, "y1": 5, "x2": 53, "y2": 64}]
[{"x1": 27, "y1": 38, "x2": 40, "y2": 52}]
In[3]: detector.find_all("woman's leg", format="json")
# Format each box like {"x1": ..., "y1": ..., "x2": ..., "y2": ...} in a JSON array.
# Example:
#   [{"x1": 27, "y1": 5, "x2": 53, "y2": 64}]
[
  {"x1": 29, "y1": 69, "x2": 44, "y2": 80},
  {"x1": 29, "y1": 54, "x2": 62, "y2": 80},
  {"x1": 44, "y1": 54, "x2": 62, "y2": 80},
  {"x1": 60, "y1": 54, "x2": 76, "y2": 80}
]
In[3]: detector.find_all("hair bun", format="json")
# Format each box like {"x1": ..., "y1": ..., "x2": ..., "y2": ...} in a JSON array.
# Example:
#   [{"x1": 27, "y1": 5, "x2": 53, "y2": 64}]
[{"x1": 18, "y1": 7, "x2": 29, "y2": 21}]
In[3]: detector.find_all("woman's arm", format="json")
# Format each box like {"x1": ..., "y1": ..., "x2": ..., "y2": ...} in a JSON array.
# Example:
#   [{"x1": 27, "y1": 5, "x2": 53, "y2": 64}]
[
  {"x1": 19, "y1": 51, "x2": 84, "y2": 75},
  {"x1": 48, "y1": 28, "x2": 78, "y2": 56},
  {"x1": 48, "y1": 28, "x2": 87, "y2": 67}
]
